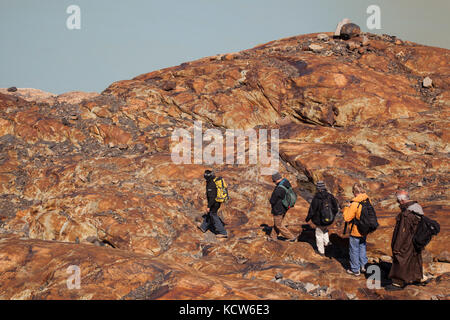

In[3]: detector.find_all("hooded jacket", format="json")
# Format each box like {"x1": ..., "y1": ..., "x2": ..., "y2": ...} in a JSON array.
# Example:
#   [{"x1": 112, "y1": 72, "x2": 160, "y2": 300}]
[
  {"x1": 343, "y1": 193, "x2": 369, "y2": 237},
  {"x1": 404, "y1": 202, "x2": 424, "y2": 216},
  {"x1": 269, "y1": 178, "x2": 292, "y2": 215},
  {"x1": 306, "y1": 191, "x2": 339, "y2": 226},
  {"x1": 389, "y1": 201, "x2": 424, "y2": 285}
]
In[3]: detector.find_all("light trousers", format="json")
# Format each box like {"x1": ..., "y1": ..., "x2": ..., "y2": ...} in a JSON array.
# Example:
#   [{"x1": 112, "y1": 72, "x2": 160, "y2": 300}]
[{"x1": 315, "y1": 226, "x2": 330, "y2": 254}]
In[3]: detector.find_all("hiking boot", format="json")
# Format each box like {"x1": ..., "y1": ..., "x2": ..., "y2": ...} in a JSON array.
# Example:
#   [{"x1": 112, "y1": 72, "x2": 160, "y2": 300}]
[
  {"x1": 360, "y1": 267, "x2": 366, "y2": 274},
  {"x1": 385, "y1": 284, "x2": 404, "y2": 291},
  {"x1": 216, "y1": 234, "x2": 228, "y2": 239},
  {"x1": 197, "y1": 225, "x2": 207, "y2": 233},
  {"x1": 346, "y1": 269, "x2": 361, "y2": 276},
  {"x1": 410, "y1": 280, "x2": 428, "y2": 287}
]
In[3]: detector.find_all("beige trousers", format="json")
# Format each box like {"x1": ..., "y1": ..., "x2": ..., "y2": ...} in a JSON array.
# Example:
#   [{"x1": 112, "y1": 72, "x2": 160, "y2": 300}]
[{"x1": 271, "y1": 214, "x2": 296, "y2": 240}]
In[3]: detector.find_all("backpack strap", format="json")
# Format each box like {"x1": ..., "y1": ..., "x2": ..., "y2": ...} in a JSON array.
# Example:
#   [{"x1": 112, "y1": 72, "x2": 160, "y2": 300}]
[
  {"x1": 214, "y1": 177, "x2": 225, "y2": 187},
  {"x1": 277, "y1": 179, "x2": 290, "y2": 191},
  {"x1": 278, "y1": 184, "x2": 289, "y2": 192},
  {"x1": 349, "y1": 202, "x2": 362, "y2": 234},
  {"x1": 349, "y1": 219, "x2": 355, "y2": 234}
]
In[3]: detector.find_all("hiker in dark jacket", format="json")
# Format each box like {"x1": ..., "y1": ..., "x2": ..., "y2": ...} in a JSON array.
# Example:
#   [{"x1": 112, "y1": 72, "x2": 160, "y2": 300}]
[
  {"x1": 306, "y1": 181, "x2": 339, "y2": 256},
  {"x1": 386, "y1": 190, "x2": 425, "y2": 291},
  {"x1": 269, "y1": 172, "x2": 296, "y2": 242},
  {"x1": 198, "y1": 170, "x2": 228, "y2": 238}
]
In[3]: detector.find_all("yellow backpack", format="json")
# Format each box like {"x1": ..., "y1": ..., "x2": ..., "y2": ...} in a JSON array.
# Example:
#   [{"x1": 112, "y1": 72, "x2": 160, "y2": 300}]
[{"x1": 214, "y1": 177, "x2": 230, "y2": 203}]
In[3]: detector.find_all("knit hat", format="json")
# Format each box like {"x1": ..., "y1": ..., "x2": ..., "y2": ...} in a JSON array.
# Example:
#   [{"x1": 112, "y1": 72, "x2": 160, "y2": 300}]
[
  {"x1": 316, "y1": 181, "x2": 327, "y2": 191},
  {"x1": 204, "y1": 170, "x2": 215, "y2": 180},
  {"x1": 272, "y1": 172, "x2": 282, "y2": 182}
]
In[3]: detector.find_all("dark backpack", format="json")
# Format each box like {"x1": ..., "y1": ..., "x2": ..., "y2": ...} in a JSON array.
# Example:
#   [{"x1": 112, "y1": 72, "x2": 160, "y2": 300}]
[
  {"x1": 319, "y1": 193, "x2": 336, "y2": 226},
  {"x1": 278, "y1": 179, "x2": 297, "y2": 209},
  {"x1": 413, "y1": 215, "x2": 440, "y2": 252},
  {"x1": 352, "y1": 199, "x2": 379, "y2": 236}
]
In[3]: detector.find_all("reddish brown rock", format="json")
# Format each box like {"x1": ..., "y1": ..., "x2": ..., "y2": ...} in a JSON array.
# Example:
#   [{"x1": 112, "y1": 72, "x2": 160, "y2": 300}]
[
  {"x1": 0, "y1": 31, "x2": 448, "y2": 300},
  {"x1": 340, "y1": 23, "x2": 361, "y2": 40}
]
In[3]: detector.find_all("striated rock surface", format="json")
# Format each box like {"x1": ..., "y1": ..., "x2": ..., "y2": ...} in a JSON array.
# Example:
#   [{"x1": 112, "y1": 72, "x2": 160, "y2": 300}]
[
  {"x1": 0, "y1": 32, "x2": 449, "y2": 300},
  {"x1": 0, "y1": 88, "x2": 99, "y2": 105}
]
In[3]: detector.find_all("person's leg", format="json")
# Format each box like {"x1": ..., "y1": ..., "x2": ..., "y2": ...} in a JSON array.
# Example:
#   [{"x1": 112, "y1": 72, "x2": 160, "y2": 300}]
[
  {"x1": 386, "y1": 277, "x2": 405, "y2": 290},
  {"x1": 209, "y1": 203, "x2": 227, "y2": 236},
  {"x1": 359, "y1": 237, "x2": 368, "y2": 271},
  {"x1": 276, "y1": 214, "x2": 296, "y2": 240},
  {"x1": 315, "y1": 227, "x2": 325, "y2": 254},
  {"x1": 323, "y1": 227, "x2": 330, "y2": 247},
  {"x1": 348, "y1": 236, "x2": 360, "y2": 273},
  {"x1": 199, "y1": 213, "x2": 210, "y2": 232},
  {"x1": 270, "y1": 215, "x2": 281, "y2": 239}
]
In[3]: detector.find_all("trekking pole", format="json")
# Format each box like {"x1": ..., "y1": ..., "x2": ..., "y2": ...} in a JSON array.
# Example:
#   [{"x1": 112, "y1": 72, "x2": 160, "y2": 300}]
[{"x1": 343, "y1": 221, "x2": 348, "y2": 235}]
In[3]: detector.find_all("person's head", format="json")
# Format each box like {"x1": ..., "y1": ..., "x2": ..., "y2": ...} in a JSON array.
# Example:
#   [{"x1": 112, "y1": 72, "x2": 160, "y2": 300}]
[
  {"x1": 395, "y1": 190, "x2": 410, "y2": 205},
  {"x1": 352, "y1": 182, "x2": 365, "y2": 197},
  {"x1": 272, "y1": 172, "x2": 282, "y2": 184},
  {"x1": 204, "y1": 170, "x2": 215, "y2": 181},
  {"x1": 316, "y1": 181, "x2": 327, "y2": 192}
]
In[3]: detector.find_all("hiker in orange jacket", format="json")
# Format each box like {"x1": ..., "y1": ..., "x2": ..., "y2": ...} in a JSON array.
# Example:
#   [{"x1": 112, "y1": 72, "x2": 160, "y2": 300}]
[{"x1": 343, "y1": 183, "x2": 369, "y2": 276}]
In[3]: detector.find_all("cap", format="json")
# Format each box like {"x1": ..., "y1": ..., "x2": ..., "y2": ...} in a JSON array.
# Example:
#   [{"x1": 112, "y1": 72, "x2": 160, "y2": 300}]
[{"x1": 272, "y1": 172, "x2": 282, "y2": 182}]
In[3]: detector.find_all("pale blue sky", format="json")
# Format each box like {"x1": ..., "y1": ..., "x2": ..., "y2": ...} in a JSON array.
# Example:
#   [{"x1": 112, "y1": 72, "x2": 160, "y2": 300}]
[{"x1": 1, "y1": 0, "x2": 449, "y2": 94}]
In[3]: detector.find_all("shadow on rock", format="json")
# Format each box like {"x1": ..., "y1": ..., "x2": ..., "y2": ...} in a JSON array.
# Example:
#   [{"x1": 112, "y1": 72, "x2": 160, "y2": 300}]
[
  {"x1": 296, "y1": 226, "x2": 352, "y2": 270},
  {"x1": 297, "y1": 224, "x2": 317, "y2": 250},
  {"x1": 362, "y1": 261, "x2": 393, "y2": 288}
]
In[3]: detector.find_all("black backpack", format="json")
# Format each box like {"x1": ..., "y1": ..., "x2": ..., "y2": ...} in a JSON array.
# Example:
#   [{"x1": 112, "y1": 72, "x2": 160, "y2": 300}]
[
  {"x1": 413, "y1": 215, "x2": 440, "y2": 252},
  {"x1": 351, "y1": 199, "x2": 379, "y2": 236},
  {"x1": 320, "y1": 193, "x2": 336, "y2": 226}
]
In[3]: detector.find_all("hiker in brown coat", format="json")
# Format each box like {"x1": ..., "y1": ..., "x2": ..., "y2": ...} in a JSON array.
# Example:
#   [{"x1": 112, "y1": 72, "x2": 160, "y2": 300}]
[{"x1": 386, "y1": 190, "x2": 425, "y2": 291}]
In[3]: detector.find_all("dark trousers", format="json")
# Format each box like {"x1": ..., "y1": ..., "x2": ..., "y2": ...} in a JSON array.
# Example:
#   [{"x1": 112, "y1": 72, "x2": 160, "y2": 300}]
[{"x1": 200, "y1": 202, "x2": 227, "y2": 235}]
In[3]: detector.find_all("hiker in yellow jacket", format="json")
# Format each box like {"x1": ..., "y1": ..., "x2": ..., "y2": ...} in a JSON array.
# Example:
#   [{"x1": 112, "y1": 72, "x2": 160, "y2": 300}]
[{"x1": 343, "y1": 183, "x2": 369, "y2": 276}]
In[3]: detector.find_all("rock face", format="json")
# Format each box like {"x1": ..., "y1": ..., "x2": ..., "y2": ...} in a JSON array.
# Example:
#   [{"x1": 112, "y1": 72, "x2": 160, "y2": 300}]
[
  {"x1": 334, "y1": 18, "x2": 351, "y2": 37},
  {"x1": 0, "y1": 88, "x2": 99, "y2": 105},
  {"x1": 0, "y1": 32, "x2": 449, "y2": 300},
  {"x1": 339, "y1": 23, "x2": 361, "y2": 40},
  {"x1": 423, "y1": 76, "x2": 433, "y2": 88}
]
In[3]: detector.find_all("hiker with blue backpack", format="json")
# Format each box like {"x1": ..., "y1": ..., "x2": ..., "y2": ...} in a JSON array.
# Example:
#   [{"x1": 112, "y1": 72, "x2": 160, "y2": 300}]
[
  {"x1": 269, "y1": 172, "x2": 298, "y2": 242},
  {"x1": 343, "y1": 183, "x2": 379, "y2": 276},
  {"x1": 305, "y1": 181, "x2": 339, "y2": 256}
]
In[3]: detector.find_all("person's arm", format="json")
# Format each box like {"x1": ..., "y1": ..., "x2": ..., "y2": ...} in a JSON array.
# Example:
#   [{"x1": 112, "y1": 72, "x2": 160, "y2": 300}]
[
  {"x1": 269, "y1": 188, "x2": 277, "y2": 207},
  {"x1": 206, "y1": 182, "x2": 217, "y2": 209},
  {"x1": 270, "y1": 186, "x2": 285, "y2": 205},
  {"x1": 270, "y1": 186, "x2": 286, "y2": 213},
  {"x1": 306, "y1": 196, "x2": 317, "y2": 222},
  {"x1": 306, "y1": 205, "x2": 313, "y2": 222},
  {"x1": 331, "y1": 196, "x2": 339, "y2": 214}
]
